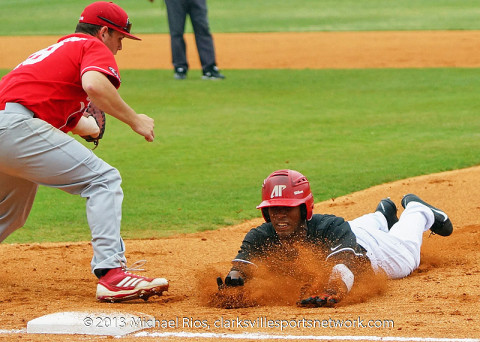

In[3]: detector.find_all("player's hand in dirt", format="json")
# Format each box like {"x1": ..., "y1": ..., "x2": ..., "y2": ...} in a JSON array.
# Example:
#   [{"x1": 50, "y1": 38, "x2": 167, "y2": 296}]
[
  {"x1": 217, "y1": 270, "x2": 244, "y2": 290},
  {"x1": 298, "y1": 288, "x2": 344, "y2": 308}
]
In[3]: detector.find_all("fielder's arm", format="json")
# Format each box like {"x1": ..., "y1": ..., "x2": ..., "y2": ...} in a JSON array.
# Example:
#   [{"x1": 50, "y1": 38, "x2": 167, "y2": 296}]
[{"x1": 81, "y1": 70, "x2": 155, "y2": 142}]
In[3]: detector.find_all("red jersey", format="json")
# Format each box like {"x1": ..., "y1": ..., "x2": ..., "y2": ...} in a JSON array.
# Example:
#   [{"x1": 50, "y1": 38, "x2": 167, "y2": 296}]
[{"x1": 0, "y1": 33, "x2": 121, "y2": 132}]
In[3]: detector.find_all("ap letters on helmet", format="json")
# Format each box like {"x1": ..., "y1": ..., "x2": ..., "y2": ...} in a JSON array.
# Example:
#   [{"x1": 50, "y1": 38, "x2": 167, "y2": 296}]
[{"x1": 270, "y1": 185, "x2": 287, "y2": 198}]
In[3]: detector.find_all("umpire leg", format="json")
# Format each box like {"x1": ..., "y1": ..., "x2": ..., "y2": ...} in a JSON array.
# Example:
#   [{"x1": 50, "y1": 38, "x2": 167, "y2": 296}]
[
  {"x1": 189, "y1": 0, "x2": 217, "y2": 69},
  {"x1": 165, "y1": 0, "x2": 189, "y2": 70}
]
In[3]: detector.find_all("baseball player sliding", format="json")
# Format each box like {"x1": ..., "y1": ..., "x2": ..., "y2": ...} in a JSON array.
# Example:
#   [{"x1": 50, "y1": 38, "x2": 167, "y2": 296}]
[
  {"x1": 218, "y1": 169, "x2": 453, "y2": 307},
  {"x1": 0, "y1": 2, "x2": 168, "y2": 302}
]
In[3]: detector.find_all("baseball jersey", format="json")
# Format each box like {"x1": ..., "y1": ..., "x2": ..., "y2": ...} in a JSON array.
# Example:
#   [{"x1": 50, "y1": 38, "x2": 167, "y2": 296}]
[
  {"x1": 0, "y1": 33, "x2": 121, "y2": 132},
  {"x1": 232, "y1": 214, "x2": 370, "y2": 276}
]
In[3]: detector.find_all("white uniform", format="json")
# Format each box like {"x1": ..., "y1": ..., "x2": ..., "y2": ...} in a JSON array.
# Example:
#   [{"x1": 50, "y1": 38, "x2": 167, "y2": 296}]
[{"x1": 349, "y1": 202, "x2": 434, "y2": 279}]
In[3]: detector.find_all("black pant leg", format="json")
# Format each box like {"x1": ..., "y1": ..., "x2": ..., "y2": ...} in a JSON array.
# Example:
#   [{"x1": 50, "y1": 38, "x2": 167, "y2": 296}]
[
  {"x1": 165, "y1": 0, "x2": 189, "y2": 69},
  {"x1": 189, "y1": 0, "x2": 217, "y2": 69}
]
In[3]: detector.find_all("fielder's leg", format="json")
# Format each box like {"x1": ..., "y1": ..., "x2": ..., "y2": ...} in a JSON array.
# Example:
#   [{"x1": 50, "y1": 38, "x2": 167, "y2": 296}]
[
  {"x1": 0, "y1": 105, "x2": 126, "y2": 273},
  {"x1": 0, "y1": 171, "x2": 38, "y2": 242},
  {"x1": 0, "y1": 109, "x2": 39, "y2": 242}
]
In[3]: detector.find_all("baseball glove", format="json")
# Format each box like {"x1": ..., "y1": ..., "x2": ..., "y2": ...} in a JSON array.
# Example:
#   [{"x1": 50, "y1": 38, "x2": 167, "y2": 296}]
[
  {"x1": 298, "y1": 288, "x2": 344, "y2": 308},
  {"x1": 216, "y1": 275, "x2": 245, "y2": 290},
  {"x1": 81, "y1": 103, "x2": 105, "y2": 149}
]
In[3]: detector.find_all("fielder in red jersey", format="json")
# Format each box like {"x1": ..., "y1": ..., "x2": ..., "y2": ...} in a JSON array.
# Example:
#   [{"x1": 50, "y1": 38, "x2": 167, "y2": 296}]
[
  {"x1": 0, "y1": 1, "x2": 168, "y2": 303},
  {"x1": 0, "y1": 33, "x2": 121, "y2": 132}
]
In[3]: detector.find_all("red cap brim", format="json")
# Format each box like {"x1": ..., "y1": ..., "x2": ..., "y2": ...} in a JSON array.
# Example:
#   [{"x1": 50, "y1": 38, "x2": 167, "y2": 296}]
[
  {"x1": 122, "y1": 31, "x2": 141, "y2": 41},
  {"x1": 256, "y1": 198, "x2": 306, "y2": 209}
]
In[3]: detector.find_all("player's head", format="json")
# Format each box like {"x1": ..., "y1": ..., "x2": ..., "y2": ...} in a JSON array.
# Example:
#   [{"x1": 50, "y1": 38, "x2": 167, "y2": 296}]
[
  {"x1": 77, "y1": 1, "x2": 141, "y2": 41},
  {"x1": 257, "y1": 169, "x2": 314, "y2": 223}
]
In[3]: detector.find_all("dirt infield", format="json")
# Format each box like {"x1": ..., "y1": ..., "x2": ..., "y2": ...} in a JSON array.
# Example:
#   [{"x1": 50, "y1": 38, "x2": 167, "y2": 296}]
[
  {"x1": 2, "y1": 31, "x2": 480, "y2": 70},
  {"x1": 0, "y1": 32, "x2": 480, "y2": 341}
]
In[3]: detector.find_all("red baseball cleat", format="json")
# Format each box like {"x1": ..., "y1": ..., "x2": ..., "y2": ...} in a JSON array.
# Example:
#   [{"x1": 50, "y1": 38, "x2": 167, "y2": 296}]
[{"x1": 96, "y1": 263, "x2": 168, "y2": 303}]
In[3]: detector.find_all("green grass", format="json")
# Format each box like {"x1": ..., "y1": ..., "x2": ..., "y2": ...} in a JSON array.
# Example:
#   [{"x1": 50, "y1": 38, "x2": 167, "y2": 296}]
[
  {"x1": 1, "y1": 0, "x2": 480, "y2": 36},
  {"x1": 3, "y1": 68, "x2": 480, "y2": 243}
]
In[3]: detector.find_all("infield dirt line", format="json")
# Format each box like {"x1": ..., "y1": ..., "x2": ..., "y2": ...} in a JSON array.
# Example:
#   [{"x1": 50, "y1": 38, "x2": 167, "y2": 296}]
[{"x1": 1, "y1": 31, "x2": 480, "y2": 70}]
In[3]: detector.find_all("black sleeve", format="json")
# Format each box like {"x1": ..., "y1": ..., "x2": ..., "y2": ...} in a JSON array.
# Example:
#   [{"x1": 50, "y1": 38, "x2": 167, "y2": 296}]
[
  {"x1": 233, "y1": 222, "x2": 277, "y2": 262},
  {"x1": 307, "y1": 215, "x2": 370, "y2": 275},
  {"x1": 230, "y1": 222, "x2": 278, "y2": 277}
]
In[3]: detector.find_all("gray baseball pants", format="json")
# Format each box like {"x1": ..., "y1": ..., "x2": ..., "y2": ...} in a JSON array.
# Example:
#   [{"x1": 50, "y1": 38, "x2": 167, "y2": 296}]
[
  {"x1": 164, "y1": 0, "x2": 216, "y2": 70},
  {"x1": 0, "y1": 103, "x2": 126, "y2": 273}
]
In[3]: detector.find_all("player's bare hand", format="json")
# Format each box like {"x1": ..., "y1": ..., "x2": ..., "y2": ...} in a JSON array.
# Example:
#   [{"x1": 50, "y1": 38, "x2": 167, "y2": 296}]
[
  {"x1": 131, "y1": 114, "x2": 155, "y2": 142},
  {"x1": 85, "y1": 116, "x2": 101, "y2": 138}
]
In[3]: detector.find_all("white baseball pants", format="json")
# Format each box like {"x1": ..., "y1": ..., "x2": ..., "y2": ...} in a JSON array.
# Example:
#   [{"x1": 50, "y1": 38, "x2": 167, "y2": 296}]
[{"x1": 349, "y1": 202, "x2": 435, "y2": 279}]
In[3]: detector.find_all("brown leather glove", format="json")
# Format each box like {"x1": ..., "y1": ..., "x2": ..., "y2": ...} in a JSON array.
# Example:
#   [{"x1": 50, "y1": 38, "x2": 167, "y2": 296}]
[
  {"x1": 81, "y1": 103, "x2": 105, "y2": 149},
  {"x1": 298, "y1": 291, "x2": 341, "y2": 307},
  {"x1": 298, "y1": 283, "x2": 347, "y2": 308}
]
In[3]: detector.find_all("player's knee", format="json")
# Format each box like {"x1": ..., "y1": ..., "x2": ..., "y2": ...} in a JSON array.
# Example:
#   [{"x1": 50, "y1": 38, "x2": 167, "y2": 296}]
[
  {"x1": 83, "y1": 165, "x2": 122, "y2": 198},
  {"x1": 170, "y1": 31, "x2": 185, "y2": 39},
  {"x1": 103, "y1": 167, "x2": 122, "y2": 190}
]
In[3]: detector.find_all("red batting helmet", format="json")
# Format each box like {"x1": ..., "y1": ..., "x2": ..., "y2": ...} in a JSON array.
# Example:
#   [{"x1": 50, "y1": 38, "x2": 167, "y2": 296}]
[{"x1": 257, "y1": 169, "x2": 314, "y2": 222}]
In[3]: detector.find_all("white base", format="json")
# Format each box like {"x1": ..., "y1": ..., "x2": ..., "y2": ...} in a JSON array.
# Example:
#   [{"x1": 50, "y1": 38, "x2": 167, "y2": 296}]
[{"x1": 27, "y1": 311, "x2": 154, "y2": 336}]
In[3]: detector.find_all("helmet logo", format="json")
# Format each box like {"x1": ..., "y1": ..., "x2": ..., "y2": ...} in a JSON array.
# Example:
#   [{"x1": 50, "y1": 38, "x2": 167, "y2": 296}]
[
  {"x1": 270, "y1": 185, "x2": 287, "y2": 198},
  {"x1": 294, "y1": 190, "x2": 304, "y2": 195}
]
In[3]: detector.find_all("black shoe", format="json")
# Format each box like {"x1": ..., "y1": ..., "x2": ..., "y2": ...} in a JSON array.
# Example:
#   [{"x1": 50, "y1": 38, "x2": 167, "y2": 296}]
[
  {"x1": 375, "y1": 198, "x2": 398, "y2": 230},
  {"x1": 202, "y1": 65, "x2": 225, "y2": 80},
  {"x1": 174, "y1": 67, "x2": 187, "y2": 80},
  {"x1": 401, "y1": 194, "x2": 453, "y2": 236}
]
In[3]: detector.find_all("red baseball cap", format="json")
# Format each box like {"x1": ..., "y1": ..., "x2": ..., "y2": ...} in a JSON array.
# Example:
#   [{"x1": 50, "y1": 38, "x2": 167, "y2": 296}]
[{"x1": 79, "y1": 1, "x2": 141, "y2": 41}]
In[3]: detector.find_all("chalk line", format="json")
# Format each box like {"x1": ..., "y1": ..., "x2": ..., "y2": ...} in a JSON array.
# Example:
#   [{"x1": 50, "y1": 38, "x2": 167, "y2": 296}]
[
  {"x1": 1, "y1": 327, "x2": 478, "y2": 342},
  {"x1": 134, "y1": 331, "x2": 480, "y2": 342},
  {"x1": 0, "y1": 329, "x2": 26, "y2": 334}
]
